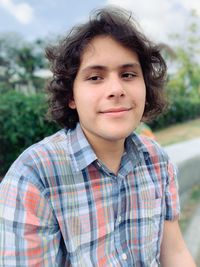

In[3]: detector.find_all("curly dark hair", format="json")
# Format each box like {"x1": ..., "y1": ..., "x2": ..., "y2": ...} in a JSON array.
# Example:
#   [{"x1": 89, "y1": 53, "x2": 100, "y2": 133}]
[{"x1": 45, "y1": 6, "x2": 167, "y2": 129}]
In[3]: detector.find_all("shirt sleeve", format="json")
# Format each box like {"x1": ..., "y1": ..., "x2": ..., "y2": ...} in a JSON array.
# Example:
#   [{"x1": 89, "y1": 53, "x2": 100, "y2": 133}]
[
  {"x1": 164, "y1": 159, "x2": 180, "y2": 221},
  {"x1": 0, "y1": 165, "x2": 62, "y2": 266}
]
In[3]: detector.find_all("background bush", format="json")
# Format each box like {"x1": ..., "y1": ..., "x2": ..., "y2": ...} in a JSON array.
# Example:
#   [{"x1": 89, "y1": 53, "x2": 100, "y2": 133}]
[
  {"x1": 150, "y1": 96, "x2": 200, "y2": 130},
  {"x1": 0, "y1": 91, "x2": 59, "y2": 176}
]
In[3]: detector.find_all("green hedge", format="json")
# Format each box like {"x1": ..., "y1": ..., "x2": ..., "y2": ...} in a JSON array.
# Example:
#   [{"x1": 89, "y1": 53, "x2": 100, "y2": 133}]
[
  {"x1": 150, "y1": 96, "x2": 200, "y2": 130},
  {"x1": 0, "y1": 91, "x2": 59, "y2": 176}
]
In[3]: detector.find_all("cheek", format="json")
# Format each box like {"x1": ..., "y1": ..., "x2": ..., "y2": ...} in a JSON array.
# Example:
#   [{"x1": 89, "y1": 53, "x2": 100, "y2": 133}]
[
  {"x1": 131, "y1": 85, "x2": 146, "y2": 103},
  {"x1": 142, "y1": 90, "x2": 147, "y2": 103},
  {"x1": 139, "y1": 83, "x2": 146, "y2": 101},
  {"x1": 73, "y1": 93, "x2": 95, "y2": 116},
  {"x1": 77, "y1": 89, "x2": 101, "y2": 107}
]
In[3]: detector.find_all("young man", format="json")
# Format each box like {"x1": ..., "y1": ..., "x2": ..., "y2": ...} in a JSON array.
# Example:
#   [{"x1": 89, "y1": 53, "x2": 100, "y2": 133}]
[{"x1": 0, "y1": 7, "x2": 196, "y2": 267}]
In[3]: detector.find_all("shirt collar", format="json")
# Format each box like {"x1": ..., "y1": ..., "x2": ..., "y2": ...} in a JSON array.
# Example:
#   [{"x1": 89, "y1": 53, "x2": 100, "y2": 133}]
[
  {"x1": 127, "y1": 131, "x2": 150, "y2": 156},
  {"x1": 67, "y1": 123, "x2": 150, "y2": 173},
  {"x1": 67, "y1": 123, "x2": 97, "y2": 172},
  {"x1": 118, "y1": 132, "x2": 150, "y2": 174}
]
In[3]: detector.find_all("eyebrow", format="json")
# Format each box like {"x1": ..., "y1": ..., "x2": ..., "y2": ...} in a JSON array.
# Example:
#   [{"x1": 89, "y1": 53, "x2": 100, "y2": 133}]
[{"x1": 80, "y1": 63, "x2": 142, "y2": 73}]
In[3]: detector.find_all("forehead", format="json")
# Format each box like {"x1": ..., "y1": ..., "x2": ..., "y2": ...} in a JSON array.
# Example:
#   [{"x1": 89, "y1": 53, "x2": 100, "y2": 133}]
[{"x1": 79, "y1": 35, "x2": 139, "y2": 66}]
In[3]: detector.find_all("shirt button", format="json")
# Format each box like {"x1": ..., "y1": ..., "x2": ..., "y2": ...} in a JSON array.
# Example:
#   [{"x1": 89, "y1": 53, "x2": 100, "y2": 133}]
[
  {"x1": 118, "y1": 216, "x2": 122, "y2": 223},
  {"x1": 122, "y1": 253, "x2": 127, "y2": 261}
]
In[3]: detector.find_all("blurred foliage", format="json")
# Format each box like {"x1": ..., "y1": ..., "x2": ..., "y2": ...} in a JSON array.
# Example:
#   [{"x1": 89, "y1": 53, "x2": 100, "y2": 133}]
[
  {"x1": 150, "y1": 96, "x2": 200, "y2": 130},
  {"x1": 151, "y1": 10, "x2": 200, "y2": 130},
  {"x1": 0, "y1": 91, "x2": 59, "y2": 175},
  {"x1": 0, "y1": 33, "x2": 48, "y2": 93}
]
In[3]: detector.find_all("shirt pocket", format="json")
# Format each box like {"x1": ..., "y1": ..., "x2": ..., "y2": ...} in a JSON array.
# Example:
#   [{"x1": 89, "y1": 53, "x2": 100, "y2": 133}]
[
  {"x1": 139, "y1": 197, "x2": 162, "y2": 242},
  {"x1": 129, "y1": 197, "x2": 162, "y2": 263}
]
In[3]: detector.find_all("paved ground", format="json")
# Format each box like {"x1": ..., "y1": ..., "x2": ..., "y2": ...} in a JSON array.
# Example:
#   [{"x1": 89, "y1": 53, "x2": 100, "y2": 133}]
[{"x1": 165, "y1": 138, "x2": 200, "y2": 266}]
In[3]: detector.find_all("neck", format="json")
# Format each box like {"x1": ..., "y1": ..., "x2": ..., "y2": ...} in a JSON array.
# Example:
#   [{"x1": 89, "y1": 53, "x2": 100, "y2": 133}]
[{"x1": 87, "y1": 135, "x2": 125, "y2": 175}]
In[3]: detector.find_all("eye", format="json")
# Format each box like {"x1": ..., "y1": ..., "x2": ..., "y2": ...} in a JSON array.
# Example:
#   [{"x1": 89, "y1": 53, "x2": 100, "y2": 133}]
[
  {"x1": 88, "y1": 75, "x2": 102, "y2": 81},
  {"x1": 86, "y1": 74, "x2": 104, "y2": 83},
  {"x1": 121, "y1": 72, "x2": 137, "y2": 79}
]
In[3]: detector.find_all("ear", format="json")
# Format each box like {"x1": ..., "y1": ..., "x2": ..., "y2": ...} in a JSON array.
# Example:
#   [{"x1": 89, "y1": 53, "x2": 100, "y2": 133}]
[{"x1": 69, "y1": 99, "x2": 76, "y2": 109}]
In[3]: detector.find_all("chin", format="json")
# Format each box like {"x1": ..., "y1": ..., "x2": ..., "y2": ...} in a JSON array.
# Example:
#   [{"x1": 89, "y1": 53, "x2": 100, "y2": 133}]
[{"x1": 102, "y1": 128, "x2": 134, "y2": 142}]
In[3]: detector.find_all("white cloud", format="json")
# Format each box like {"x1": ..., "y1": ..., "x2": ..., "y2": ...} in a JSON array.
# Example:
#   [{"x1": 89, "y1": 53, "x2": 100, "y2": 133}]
[
  {"x1": 181, "y1": 0, "x2": 200, "y2": 15},
  {"x1": 106, "y1": 0, "x2": 200, "y2": 43},
  {"x1": 0, "y1": 0, "x2": 34, "y2": 24}
]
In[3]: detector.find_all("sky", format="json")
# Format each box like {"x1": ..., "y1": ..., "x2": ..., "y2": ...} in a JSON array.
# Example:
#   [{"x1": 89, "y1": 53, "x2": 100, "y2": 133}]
[{"x1": 0, "y1": 0, "x2": 199, "y2": 45}]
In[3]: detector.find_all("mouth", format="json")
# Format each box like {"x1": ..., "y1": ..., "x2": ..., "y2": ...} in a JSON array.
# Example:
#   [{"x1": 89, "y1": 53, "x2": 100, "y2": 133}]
[{"x1": 100, "y1": 107, "x2": 132, "y2": 115}]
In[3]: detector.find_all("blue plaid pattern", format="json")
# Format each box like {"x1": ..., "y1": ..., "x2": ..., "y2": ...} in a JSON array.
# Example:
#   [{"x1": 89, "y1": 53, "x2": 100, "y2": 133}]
[{"x1": 0, "y1": 123, "x2": 180, "y2": 266}]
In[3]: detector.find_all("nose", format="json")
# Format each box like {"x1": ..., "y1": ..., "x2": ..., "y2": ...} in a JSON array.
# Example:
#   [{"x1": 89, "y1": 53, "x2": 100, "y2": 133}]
[{"x1": 106, "y1": 75, "x2": 125, "y2": 99}]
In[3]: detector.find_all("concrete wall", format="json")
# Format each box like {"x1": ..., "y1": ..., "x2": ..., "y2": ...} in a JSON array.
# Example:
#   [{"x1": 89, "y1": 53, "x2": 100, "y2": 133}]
[
  {"x1": 178, "y1": 155, "x2": 200, "y2": 195},
  {"x1": 165, "y1": 138, "x2": 200, "y2": 204}
]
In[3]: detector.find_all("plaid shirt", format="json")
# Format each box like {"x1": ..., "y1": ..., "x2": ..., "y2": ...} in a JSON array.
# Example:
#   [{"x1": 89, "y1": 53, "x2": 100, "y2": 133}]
[{"x1": 0, "y1": 123, "x2": 180, "y2": 267}]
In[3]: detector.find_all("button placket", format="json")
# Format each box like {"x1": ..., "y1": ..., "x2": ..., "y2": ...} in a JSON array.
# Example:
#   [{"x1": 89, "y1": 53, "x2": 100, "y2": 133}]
[{"x1": 113, "y1": 176, "x2": 130, "y2": 266}]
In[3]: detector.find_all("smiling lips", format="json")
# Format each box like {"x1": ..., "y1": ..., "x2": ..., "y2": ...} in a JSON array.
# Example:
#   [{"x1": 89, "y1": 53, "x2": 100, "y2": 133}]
[{"x1": 100, "y1": 107, "x2": 132, "y2": 116}]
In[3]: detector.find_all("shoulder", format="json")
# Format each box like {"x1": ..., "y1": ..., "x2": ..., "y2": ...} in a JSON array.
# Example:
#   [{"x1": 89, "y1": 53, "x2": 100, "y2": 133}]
[
  {"x1": 3, "y1": 129, "x2": 72, "y2": 188},
  {"x1": 133, "y1": 133, "x2": 178, "y2": 182},
  {"x1": 131, "y1": 132, "x2": 170, "y2": 162},
  {"x1": 18, "y1": 129, "x2": 70, "y2": 163}
]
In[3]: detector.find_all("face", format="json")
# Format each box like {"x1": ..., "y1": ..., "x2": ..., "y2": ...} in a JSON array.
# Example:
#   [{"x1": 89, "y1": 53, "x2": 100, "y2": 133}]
[{"x1": 69, "y1": 36, "x2": 146, "y2": 146}]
